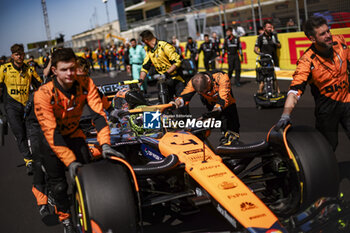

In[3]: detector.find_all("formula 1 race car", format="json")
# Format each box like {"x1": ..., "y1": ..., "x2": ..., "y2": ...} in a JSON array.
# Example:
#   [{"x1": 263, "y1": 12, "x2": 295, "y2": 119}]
[{"x1": 76, "y1": 97, "x2": 340, "y2": 233}]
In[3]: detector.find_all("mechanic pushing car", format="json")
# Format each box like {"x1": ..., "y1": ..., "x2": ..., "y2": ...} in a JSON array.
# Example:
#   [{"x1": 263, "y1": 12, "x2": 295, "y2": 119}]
[
  {"x1": 33, "y1": 48, "x2": 123, "y2": 233},
  {"x1": 0, "y1": 44, "x2": 42, "y2": 175},
  {"x1": 139, "y1": 30, "x2": 186, "y2": 99},
  {"x1": 171, "y1": 71, "x2": 240, "y2": 146},
  {"x1": 275, "y1": 16, "x2": 350, "y2": 151},
  {"x1": 24, "y1": 55, "x2": 114, "y2": 226}
]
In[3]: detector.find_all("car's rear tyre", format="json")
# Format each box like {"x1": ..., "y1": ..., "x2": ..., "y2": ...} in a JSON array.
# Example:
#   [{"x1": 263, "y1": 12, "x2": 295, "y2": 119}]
[
  {"x1": 266, "y1": 126, "x2": 339, "y2": 217},
  {"x1": 75, "y1": 160, "x2": 139, "y2": 233},
  {"x1": 286, "y1": 126, "x2": 339, "y2": 209}
]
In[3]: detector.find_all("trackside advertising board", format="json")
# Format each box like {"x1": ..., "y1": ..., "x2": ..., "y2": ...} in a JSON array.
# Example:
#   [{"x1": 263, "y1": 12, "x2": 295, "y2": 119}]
[{"x1": 182, "y1": 27, "x2": 350, "y2": 71}]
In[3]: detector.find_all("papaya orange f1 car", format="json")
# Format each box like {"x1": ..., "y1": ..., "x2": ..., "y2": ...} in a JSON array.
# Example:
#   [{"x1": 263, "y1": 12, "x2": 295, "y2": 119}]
[{"x1": 76, "y1": 95, "x2": 340, "y2": 233}]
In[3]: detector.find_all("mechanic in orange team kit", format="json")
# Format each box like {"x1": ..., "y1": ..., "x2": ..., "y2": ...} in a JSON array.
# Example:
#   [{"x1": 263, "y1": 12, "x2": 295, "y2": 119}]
[
  {"x1": 75, "y1": 56, "x2": 113, "y2": 113},
  {"x1": 275, "y1": 16, "x2": 350, "y2": 151},
  {"x1": 172, "y1": 71, "x2": 240, "y2": 146},
  {"x1": 0, "y1": 44, "x2": 42, "y2": 175},
  {"x1": 34, "y1": 48, "x2": 123, "y2": 233}
]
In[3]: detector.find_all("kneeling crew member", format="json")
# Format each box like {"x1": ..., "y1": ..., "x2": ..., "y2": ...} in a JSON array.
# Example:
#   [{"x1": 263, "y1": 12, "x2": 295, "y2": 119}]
[{"x1": 172, "y1": 71, "x2": 240, "y2": 146}]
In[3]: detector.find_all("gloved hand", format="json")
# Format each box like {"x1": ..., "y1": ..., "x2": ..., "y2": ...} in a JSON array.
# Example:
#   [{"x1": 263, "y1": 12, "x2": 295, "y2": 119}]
[
  {"x1": 109, "y1": 109, "x2": 128, "y2": 123},
  {"x1": 213, "y1": 105, "x2": 222, "y2": 112},
  {"x1": 169, "y1": 101, "x2": 178, "y2": 109},
  {"x1": 102, "y1": 144, "x2": 126, "y2": 159},
  {"x1": 161, "y1": 72, "x2": 171, "y2": 80},
  {"x1": 275, "y1": 114, "x2": 291, "y2": 131},
  {"x1": 170, "y1": 98, "x2": 183, "y2": 109},
  {"x1": 68, "y1": 161, "x2": 82, "y2": 181}
]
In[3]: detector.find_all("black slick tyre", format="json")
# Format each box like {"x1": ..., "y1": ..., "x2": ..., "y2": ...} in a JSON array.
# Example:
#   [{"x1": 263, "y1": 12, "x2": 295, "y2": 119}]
[
  {"x1": 266, "y1": 126, "x2": 339, "y2": 217},
  {"x1": 286, "y1": 126, "x2": 339, "y2": 210},
  {"x1": 75, "y1": 160, "x2": 139, "y2": 233}
]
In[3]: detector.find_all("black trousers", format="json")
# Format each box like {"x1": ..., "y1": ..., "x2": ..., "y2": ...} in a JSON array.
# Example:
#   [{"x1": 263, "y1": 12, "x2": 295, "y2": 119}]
[
  {"x1": 40, "y1": 136, "x2": 90, "y2": 220},
  {"x1": 26, "y1": 121, "x2": 47, "y2": 204},
  {"x1": 26, "y1": 121, "x2": 45, "y2": 186},
  {"x1": 272, "y1": 53, "x2": 279, "y2": 67},
  {"x1": 162, "y1": 78, "x2": 189, "y2": 114},
  {"x1": 111, "y1": 57, "x2": 117, "y2": 70},
  {"x1": 164, "y1": 78, "x2": 185, "y2": 99},
  {"x1": 190, "y1": 54, "x2": 198, "y2": 69},
  {"x1": 5, "y1": 105, "x2": 31, "y2": 159},
  {"x1": 204, "y1": 56, "x2": 215, "y2": 71},
  {"x1": 88, "y1": 58, "x2": 95, "y2": 71},
  {"x1": 228, "y1": 54, "x2": 241, "y2": 84},
  {"x1": 315, "y1": 101, "x2": 350, "y2": 151},
  {"x1": 200, "y1": 96, "x2": 240, "y2": 133},
  {"x1": 98, "y1": 59, "x2": 105, "y2": 72}
]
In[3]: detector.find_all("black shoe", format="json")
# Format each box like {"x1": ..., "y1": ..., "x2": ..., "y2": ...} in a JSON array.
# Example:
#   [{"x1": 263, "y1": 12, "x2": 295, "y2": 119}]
[
  {"x1": 39, "y1": 204, "x2": 50, "y2": 217},
  {"x1": 62, "y1": 218, "x2": 76, "y2": 233},
  {"x1": 219, "y1": 131, "x2": 240, "y2": 146},
  {"x1": 39, "y1": 204, "x2": 55, "y2": 225}
]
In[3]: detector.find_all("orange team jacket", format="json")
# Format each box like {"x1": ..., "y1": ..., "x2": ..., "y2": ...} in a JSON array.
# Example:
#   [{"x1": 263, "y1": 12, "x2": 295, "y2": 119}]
[
  {"x1": 34, "y1": 75, "x2": 111, "y2": 167},
  {"x1": 289, "y1": 34, "x2": 350, "y2": 103},
  {"x1": 98, "y1": 90, "x2": 111, "y2": 110},
  {"x1": 178, "y1": 71, "x2": 236, "y2": 109}
]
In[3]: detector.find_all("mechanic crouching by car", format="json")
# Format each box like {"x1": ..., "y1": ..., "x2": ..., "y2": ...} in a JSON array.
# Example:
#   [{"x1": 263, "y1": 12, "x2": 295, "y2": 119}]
[
  {"x1": 34, "y1": 48, "x2": 123, "y2": 233},
  {"x1": 171, "y1": 71, "x2": 240, "y2": 146},
  {"x1": 275, "y1": 16, "x2": 350, "y2": 152}
]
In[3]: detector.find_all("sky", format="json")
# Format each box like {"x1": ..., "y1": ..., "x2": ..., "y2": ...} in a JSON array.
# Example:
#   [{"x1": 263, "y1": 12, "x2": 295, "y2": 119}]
[{"x1": 0, "y1": 0, "x2": 118, "y2": 56}]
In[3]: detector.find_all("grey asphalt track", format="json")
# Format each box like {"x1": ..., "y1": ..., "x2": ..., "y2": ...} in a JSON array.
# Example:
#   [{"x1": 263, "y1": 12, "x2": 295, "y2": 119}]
[{"x1": 0, "y1": 70, "x2": 349, "y2": 233}]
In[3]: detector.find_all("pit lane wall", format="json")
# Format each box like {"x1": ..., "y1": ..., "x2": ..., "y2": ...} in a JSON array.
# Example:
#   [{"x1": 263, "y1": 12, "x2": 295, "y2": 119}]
[{"x1": 182, "y1": 27, "x2": 350, "y2": 71}]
